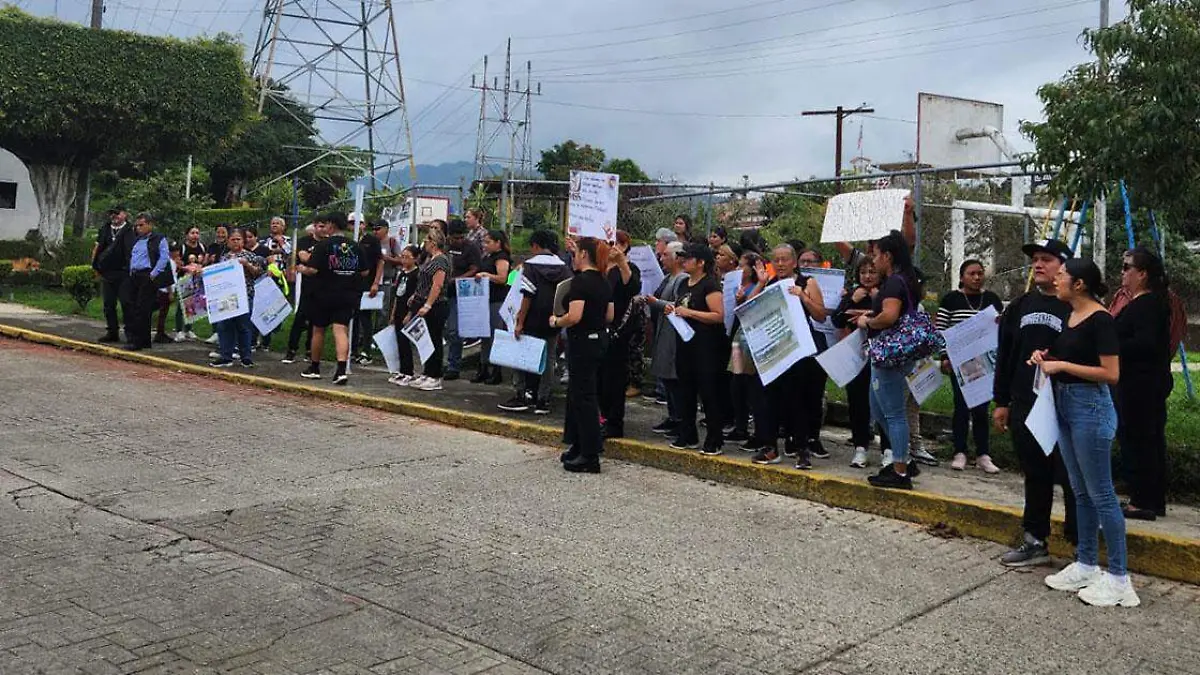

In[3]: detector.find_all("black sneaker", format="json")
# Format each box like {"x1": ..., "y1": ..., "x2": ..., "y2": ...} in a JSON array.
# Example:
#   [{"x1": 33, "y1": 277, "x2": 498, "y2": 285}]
[
  {"x1": 725, "y1": 428, "x2": 750, "y2": 443},
  {"x1": 907, "y1": 461, "x2": 922, "y2": 479},
  {"x1": 97, "y1": 333, "x2": 120, "y2": 343},
  {"x1": 783, "y1": 447, "x2": 798, "y2": 458},
  {"x1": 911, "y1": 446, "x2": 940, "y2": 466},
  {"x1": 281, "y1": 351, "x2": 297, "y2": 364},
  {"x1": 333, "y1": 373, "x2": 349, "y2": 386},
  {"x1": 533, "y1": 400, "x2": 551, "y2": 415},
  {"x1": 1000, "y1": 533, "x2": 1050, "y2": 567},
  {"x1": 209, "y1": 358, "x2": 234, "y2": 368},
  {"x1": 751, "y1": 449, "x2": 781, "y2": 465},
  {"x1": 741, "y1": 438, "x2": 767, "y2": 453},
  {"x1": 240, "y1": 360, "x2": 255, "y2": 368},
  {"x1": 651, "y1": 419, "x2": 677, "y2": 434},
  {"x1": 463, "y1": 339, "x2": 482, "y2": 350},
  {"x1": 654, "y1": 396, "x2": 668, "y2": 406},
  {"x1": 809, "y1": 439, "x2": 830, "y2": 459},
  {"x1": 353, "y1": 354, "x2": 373, "y2": 366},
  {"x1": 669, "y1": 439, "x2": 699, "y2": 450},
  {"x1": 498, "y1": 395, "x2": 531, "y2": 412},
  {"x1": 868, "y1": 465, "x2": 913, "y2": 490},
  {"x1": 699, "y1": 445, "x2": 723, "y2": 456},
  {"x1": 301, "y1": 365, "x2": 321, "y2": 380},
  {"x1": 444, "y1": 371, "x2": 460, "y2": 381},
  {"x1": 794, "y1": 457, "x2": 813, "y2": 470}
]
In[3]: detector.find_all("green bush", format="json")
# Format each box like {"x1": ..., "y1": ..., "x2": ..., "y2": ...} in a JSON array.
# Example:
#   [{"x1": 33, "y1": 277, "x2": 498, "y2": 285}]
[
  {"x1": 42, "y1": 236, "x2": 95, "y2": 270},
  {"x1": 0, "y1": 260, "x2": 12, "y2": 281},
  {"x1": 0, "y1": 240, "x2": 38, "y2": 260},
  {"x1": 61, "y1": 265, "x2": 97, "y2": 312},
  {"x1": 193, "y1": 208, "x2": 269, "y2": 230},
  {"x1": 7, "y1": 269, "x2": 60, "y2": 287}
]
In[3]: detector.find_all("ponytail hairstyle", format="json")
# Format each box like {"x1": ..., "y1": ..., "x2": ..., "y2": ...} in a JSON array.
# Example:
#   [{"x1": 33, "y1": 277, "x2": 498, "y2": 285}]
[
  {"x1": 576, "y1": 237, "x2": 611, "y2": 275},
  {"x1": 1063, "y1": 258, "x2": 1109, "y2": 300},
  {"x1": 876, "y1": 230, "x2": 921, "y2": 298},
  {"x1": 1126, "y1": 246, "x2": 1169, "y2": 294},
  {"x1": 485, "y1": 229, "x2": 511, "y2": 255}
]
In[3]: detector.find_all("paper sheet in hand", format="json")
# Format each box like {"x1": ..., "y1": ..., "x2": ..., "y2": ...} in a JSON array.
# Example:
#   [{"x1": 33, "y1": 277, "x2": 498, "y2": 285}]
[
  {"x1": 401, "y1": 316, "x2": 436, "y2": 365},
  {"x1": 820, "y1": 189, "x2": 910, "y2": 243},
  {"x1": 373, "y1": 325, "x2": 401, "y2": 374},
  {"x1": 722, "y1": 269, "x2": 743, "y2": 336},
  {"x1": 1025, "y1": 367, "x2": 1059, "y2": 456},
  {"x1": 943, "y1": 305, "x2": 1000, "y2": 409},
  {"x1": 667, "y1": 313, "x2": 695, "y2": 342},
  {"x1": 455, "y1": 277, "x2": 491, "y2": 338},
  {"x1": 816, "y1": 329, "x2": 868, "y2": 387},
  {"x1": 568, "y1": 170, "x2": 619, "y2": 241},
  {"x1": 176, "y1": 273, "x2": 207, "y2": 323},
  {"x1": 733, "y1": 280, "x2": 817, "y2": 385},
  {"x1": 488, "y1": 330, "x2": 548, "y2": 374},
  {"x1": 800, "y1": 266, "x2": 845, "y2": 336},
  {"x1": 201, "y1": 260, "x2": 250, "y2": 323},
  {"x1": 359, "y1": 291, "x2": 384, "y2": 310},
  {"x1": 250, "y1": 276, "x2": 292, "y2": 335},
  {"x1": 906, "y1": 357, "x2": 944, "y2": 406},
  {"x1": 499, "y1": 272, "x2": 523, "y2": 331},
  {"x1": 628, "y1": 245, "x2": 664, "y2": 299}
]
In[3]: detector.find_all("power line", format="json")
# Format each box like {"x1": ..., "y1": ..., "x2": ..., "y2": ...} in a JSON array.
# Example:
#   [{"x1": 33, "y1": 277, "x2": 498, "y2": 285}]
[{"x1": 513, "y1": 0, "x2": 797, "y2": 41}]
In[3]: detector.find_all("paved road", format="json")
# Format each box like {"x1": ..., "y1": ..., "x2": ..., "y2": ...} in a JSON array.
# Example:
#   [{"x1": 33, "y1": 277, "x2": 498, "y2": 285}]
[{"x1": 0, "y1": 340, "x2": 1197, "y2": 675}]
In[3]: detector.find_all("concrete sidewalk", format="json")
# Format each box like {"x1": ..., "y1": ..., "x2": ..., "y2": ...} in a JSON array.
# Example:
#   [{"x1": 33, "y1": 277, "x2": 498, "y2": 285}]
[{"x1": 2, "y1": 301, "x2": 1197, "y2": 584}]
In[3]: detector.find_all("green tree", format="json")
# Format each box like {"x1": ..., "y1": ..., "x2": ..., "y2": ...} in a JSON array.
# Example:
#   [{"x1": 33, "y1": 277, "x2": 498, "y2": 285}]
[
  {"x1": 0, "y1": 9, "x2": 253, "y2": 244},
  {"x1": 112, "y1": 164, "x2": 216, "y2": 240},
  {"x1": 536, "y1": 140, "x2": 606, "y2": 181},
  {"x1": 208, "y1": 85, "x2": 314, "y2": 207},
  {"x1": 602, "y1": 157, "x2": 651, "y2": 183},
  {"x1": 1022, "y1": 0, "x2": 1200, "y2": 236}
]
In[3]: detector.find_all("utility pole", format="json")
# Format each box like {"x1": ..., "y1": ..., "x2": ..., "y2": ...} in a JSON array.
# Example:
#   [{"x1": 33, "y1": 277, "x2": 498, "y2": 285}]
[
  {"x1": 472, "y1": 38, "x2": 540, "y2": 232},
  {"x1": 90, "y1": 0, "x2": 104, "y2": 28},
  {"x1": 1094, "y1": 0, "x2": 1109, "y2": 274},
  {"x1": 802, "y1": 105, "x2": 874, "y2": 193}
]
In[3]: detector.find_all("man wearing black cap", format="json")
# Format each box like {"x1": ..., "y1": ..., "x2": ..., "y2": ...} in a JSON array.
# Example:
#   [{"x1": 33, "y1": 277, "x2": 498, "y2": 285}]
[
  {"x1": 993, "y1": 238, "x2": 1078, "y2": 566},
  {"x1": 91, "y1": 205, "x2": 136, "y2": 342}
]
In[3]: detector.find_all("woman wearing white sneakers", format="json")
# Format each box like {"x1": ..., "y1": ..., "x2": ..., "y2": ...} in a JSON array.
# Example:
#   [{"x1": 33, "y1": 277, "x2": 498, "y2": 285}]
[{"x1": 1033, "y1": 259, "x2": 1139, "y2": 608}]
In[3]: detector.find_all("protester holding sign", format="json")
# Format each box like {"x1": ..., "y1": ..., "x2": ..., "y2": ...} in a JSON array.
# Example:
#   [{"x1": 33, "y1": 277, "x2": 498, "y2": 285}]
[
  {"x1": 443, "y1": 219, "x2": 482, "y2": 381},
  {"x1": 937, "y1": 260, "x2": 1004, "y2": 473},
  {"x1": 210, "y1": 228, "x2": 265, "y2": 368},
  {"x1": 667, "y1": 243, "x2": 727, "y2": 455},
  {"x1": 171, "y1": 226, "x2": 206, "y2": 341},
  {"x1": 727, "y1": 252, "x2": 766, "y2": 448},
  {"x1": 647, "y1": 241, "x2": 687, "y2": 440},
  {"x1": 555, "y1": 237, "x2": 614, "y2": 474},
  {"x1": 473, "y1": 230, "x2": 512, "y2": 385},
  {"x1": 387, "y1": 245, "x2": 422, "y2": 386},
  {"x1": 993, "y1": 238, "x2": 1077, "y2": 567},
  {"x1": 405, "y1": 229, "x2": 452, "y2": 391},
  {"x1": 296, "y1": 213, "x2": 363, "y2": 385},
  {"x1": 1029, "y1": 259, "x2": 1138, "y2": 608},
  {"x1": 598, "y1": 231, "x2": 642, "y2": 439},
  {"x1": 797, "y1": 248, "x2": 832, "y2": 460},
  {"x1": 832, "y1": 256, "x2": 882, "y2": 469}
]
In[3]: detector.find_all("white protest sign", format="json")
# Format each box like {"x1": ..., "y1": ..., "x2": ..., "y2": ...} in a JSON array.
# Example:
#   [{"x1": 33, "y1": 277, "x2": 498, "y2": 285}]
[
  {"x1": 401, "y1": 316, "x2": 435, "y2": 365},
  {"x1": 250, "y1": 276, "x2": 292, "y2": 335},
  {"x1": 568, "y1": 170, "x2": 619, "y2": 241},
  {"x1": 1026, "y1": 367, "x2": 1059, "y2": 456},
  {"x1": 667, "y1": 313, "x2": 695, "y2": 342},
  {"x1": 628, "y1": 245, "x2": 663, "y2": 299},
  {"x1": 201, "y1": 260, "x2": 250, "y2": 323},
  {"x1": 488, "y1": 329, "x2": 548, "y2": 374},
  {"x1": 801, "y1": 266, "x2": 845, "y2": 336},
  {"x1": 373, "y1": 325, "x2": 401, "y2": 374},
  {"x1": 455, "y1": 277, "x2": 491, "y2": 338},
  {"x1": 722, "y1": 269, "x2": 743, "y2": 336},
  {"x1": 734, "y1": 280, "x2": 817, "y2": 386},
  {"x1": 359, "y1": 291, "x2": 384, "y2": 311},
  {"x1": 816, "y1": 328, "x2": 868, "y2": 388},
  {"x1": 906, "y1": 357, "x2": 944, "y2": 406},
  {"x1": 499, "y1": 271, "x2": 523, "y2": 332},
  {"x1": 943, "y1": 305, "x2": 1000, "y2": 409},
  {"x1": 820, "y1": 189, "x2": 910, "y2": 243}
]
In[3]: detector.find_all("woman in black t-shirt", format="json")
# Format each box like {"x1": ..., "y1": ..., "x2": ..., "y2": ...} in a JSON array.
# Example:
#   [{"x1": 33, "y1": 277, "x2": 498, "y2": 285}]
[
  {"x1": 1030, "y1": 258, "x2": 1138, "y2": 608},
  {"x1": 555, "y1": 237, "x2": 614, "y2": 473},
  {"x1": 668, "y1": 243, "x2": 726, "y2": 455},
  {"x1": 173, "y1": 226, "x2": 207, "y2": 340},
  {"x1": 832, "y1": 255, "x2": 882, "y2": 468},
  {"x1": 599, "y1": 231, "x2": 642, "y2": 439},
  {"x1": 473, "y1": 230, "x2": 513, "y2": 385},
  {"x1": 388, "y1": 245, "x2": 422, "y2": 385}
]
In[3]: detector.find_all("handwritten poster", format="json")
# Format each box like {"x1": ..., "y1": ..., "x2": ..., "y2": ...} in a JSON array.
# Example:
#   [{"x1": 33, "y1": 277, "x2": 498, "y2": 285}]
[
  {"x1": 820, "y1": 188, "x2": 910, "y2": 243},
  {"x1": 943, "y1": 305, "x2": 1000, "y2": 409},
  {"x1": 201, "y1": 260, "x2": 249, "y2": 323},
  {"x1": 734, "y1": 280, "x2": 817, "y2": 385},
  {"x1": 568, "y1": 170, "x2": 619, "y2": 241},
  {"x1": 250, "y1": 275, "x2": 292, "y2": 335},
  {"x1": 628, "y1": 245, "x2": 663, "y2": 299}
]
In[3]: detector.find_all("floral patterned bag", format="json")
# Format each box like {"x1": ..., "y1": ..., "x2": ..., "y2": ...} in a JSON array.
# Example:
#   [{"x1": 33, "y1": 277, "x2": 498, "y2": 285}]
[{"x1": 867, "y1": 278, "x2": 945, "y2": 369}]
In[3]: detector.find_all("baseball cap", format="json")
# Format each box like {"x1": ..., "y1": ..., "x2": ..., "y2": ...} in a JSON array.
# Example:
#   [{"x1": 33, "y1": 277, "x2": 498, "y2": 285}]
[{"x1": 1021, "y1": 238, "x2": 1072, "y2": 262}]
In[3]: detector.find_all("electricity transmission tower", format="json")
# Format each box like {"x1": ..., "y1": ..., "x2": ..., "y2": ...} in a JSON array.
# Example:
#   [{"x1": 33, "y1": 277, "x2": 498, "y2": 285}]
[
  {"x1": 472, "y1": 39, "x2": 539, "y2": 180},
  {"x1": 250, "y1": 0, "x2": 417, "y2": 191}
]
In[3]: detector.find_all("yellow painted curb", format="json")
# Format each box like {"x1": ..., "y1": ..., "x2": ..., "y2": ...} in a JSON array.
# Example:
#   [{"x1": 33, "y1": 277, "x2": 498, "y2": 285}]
[{"x1": 4, "y1": 323, "x2": 1198, "y2": 586}]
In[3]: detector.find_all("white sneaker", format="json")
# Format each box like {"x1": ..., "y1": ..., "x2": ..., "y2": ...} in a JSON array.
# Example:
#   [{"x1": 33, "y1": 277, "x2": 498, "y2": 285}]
[
  {"x1": 977, "y1": 455, "x2": 1001, "y2": 474},
  {"x1": 387, "y1": 373, "x2": 402, "y2": 384},
  {"x1": 416, "y1": 377, "x2": 443, "y2": 391},
  {"x1": 397, "y1": 375, "x2": 415, "y2": 387},
  {"x1": 849, "y1": 447, "x2": 868, "y2": 469},
  {"x1": 1045, "y1": 562, "x2": 1101, "y2": 592},
  {"x1": 882, "y1": 449, "x2": 894, "y2": 466},
  {"x1": 205, "y1": 334, "x2": 219, "y2": 344},
  {"x1": 408, "y1": 376, "x2": 428, "y2": 388},
  {"x1": 1078, "y1": 572, "x2": 1141, "y2": 608},
  {"x1": 951, "y1": 452, "x2": 968, "y2": 471},
  {"x1": 186, "y1": 330, "x2": 200, "y2": 340},
  {"x1": 208, "y1": 351, "x2": 221, "y2": 359},
  {"x1": 173, "y1": 331, "x2": 186, "y2": 342}
]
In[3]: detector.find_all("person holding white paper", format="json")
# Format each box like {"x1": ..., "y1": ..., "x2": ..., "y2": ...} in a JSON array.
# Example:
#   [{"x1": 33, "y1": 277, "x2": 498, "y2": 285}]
[
  {"x1": 387, "y1": 245, "x2": 421, "y2": 386},
  {"x1": 796, "y1": 248, "x2": 833, "y2": 460},
  {"x1": 831, "y1": 256, "x2": 883, "y2": 468},
  {"x1": 668, "y1": 243, "x2": 727, "y2": 455},
  {"x1": 599, "y1": 231, "x2": 642, "y2": 439},
  {"x1": 726, "y1": 251, "x2": 767, "y2": 448},
  {"x1": 1030, "y1": 259, "x2": 1138, "y2": 609},
  {"x1": 209, "y1": 229, "x2": 265, "y2": 368},
  {"x1": 472, "y1": 230, "x2": 512, "y2": 385},
  {"x1": 645, "y1": 241, "x2": 687, "y2": 440},
  {"x1": 937, "y1": 260, "x2": 1004, "y2": 473},
  {"x1": 405, "y1": 229, "x2": 452, "y2": 391}
]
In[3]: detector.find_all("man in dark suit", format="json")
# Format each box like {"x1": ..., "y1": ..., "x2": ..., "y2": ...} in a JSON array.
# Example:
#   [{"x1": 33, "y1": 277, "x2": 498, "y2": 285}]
[{"x1": 91, "y1": 206, "x2": 137, "y2": 342}]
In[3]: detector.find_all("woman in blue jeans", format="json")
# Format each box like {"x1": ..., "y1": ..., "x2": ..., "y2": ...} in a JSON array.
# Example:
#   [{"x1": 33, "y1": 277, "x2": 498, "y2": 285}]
[
  {"x1": 853, "y1": 232, "x2": 922, "y2": 490},
  {"x1": 1032, "y1": 258, "x2": 1139, "y2": 608},
  {"x1": 209, "y1": 229, "x2": 265, "y2": 369}
]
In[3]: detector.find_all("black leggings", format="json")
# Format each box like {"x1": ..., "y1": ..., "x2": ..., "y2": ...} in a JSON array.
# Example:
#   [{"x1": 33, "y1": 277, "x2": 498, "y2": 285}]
[
  {"x1": 599, "y1": 332, "x2": 631, "y2": 434},
  {"x1": 393, "y1": 309, "x2": 415, "y2": 376},
  {"x1": 287, "y1": 298, "x2": 313, "y2": 354},
  {"x1": 423, "y1": 302, "x2": 449, "y2": 379},
  {"x1": 675, "y1": 344, "x2": 724, "y2": 448},
  {"x1": 564, "y1": 332, "x2": 607, "y2": 460},
  {"x1": 950, "y1": 375, "x2": 990, "y2": 456},
  {"x1": 846, "y1": 367, "x2": 873, "y2": 447}
]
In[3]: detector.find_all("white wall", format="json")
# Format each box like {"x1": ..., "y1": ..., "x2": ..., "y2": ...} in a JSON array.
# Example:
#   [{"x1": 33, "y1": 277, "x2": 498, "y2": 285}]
[{"x1": 0, "y1": 148, "x2": 40, "y2": 241}]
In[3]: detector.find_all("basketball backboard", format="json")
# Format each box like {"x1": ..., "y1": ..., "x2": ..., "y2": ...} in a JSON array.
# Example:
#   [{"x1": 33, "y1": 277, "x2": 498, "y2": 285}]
[{"x1": 916, "y1": 93, "x2": 1005, "y2": 168}]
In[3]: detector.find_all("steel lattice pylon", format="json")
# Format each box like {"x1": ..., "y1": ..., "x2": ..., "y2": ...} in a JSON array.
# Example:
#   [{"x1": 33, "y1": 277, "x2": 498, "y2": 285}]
[{"x1": 251, "y1": 0, "x2": 416, "y2": 191}]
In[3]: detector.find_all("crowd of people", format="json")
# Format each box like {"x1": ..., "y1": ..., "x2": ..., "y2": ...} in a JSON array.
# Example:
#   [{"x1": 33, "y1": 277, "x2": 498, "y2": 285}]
[{"x1": 91, "y1": 200, "x2": 1178, "y2": 608}]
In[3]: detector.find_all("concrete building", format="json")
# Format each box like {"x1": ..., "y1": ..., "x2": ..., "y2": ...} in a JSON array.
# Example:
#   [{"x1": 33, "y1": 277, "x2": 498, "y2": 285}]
[{"x1": 0, "y1": 147, "x2": 39, "y2": 241}]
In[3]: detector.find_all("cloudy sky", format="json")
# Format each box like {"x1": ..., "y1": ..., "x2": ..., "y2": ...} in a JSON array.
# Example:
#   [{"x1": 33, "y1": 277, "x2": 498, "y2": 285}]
[{"x1": 14, "y1": 0, "x2": 1123, "y2": 185}]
